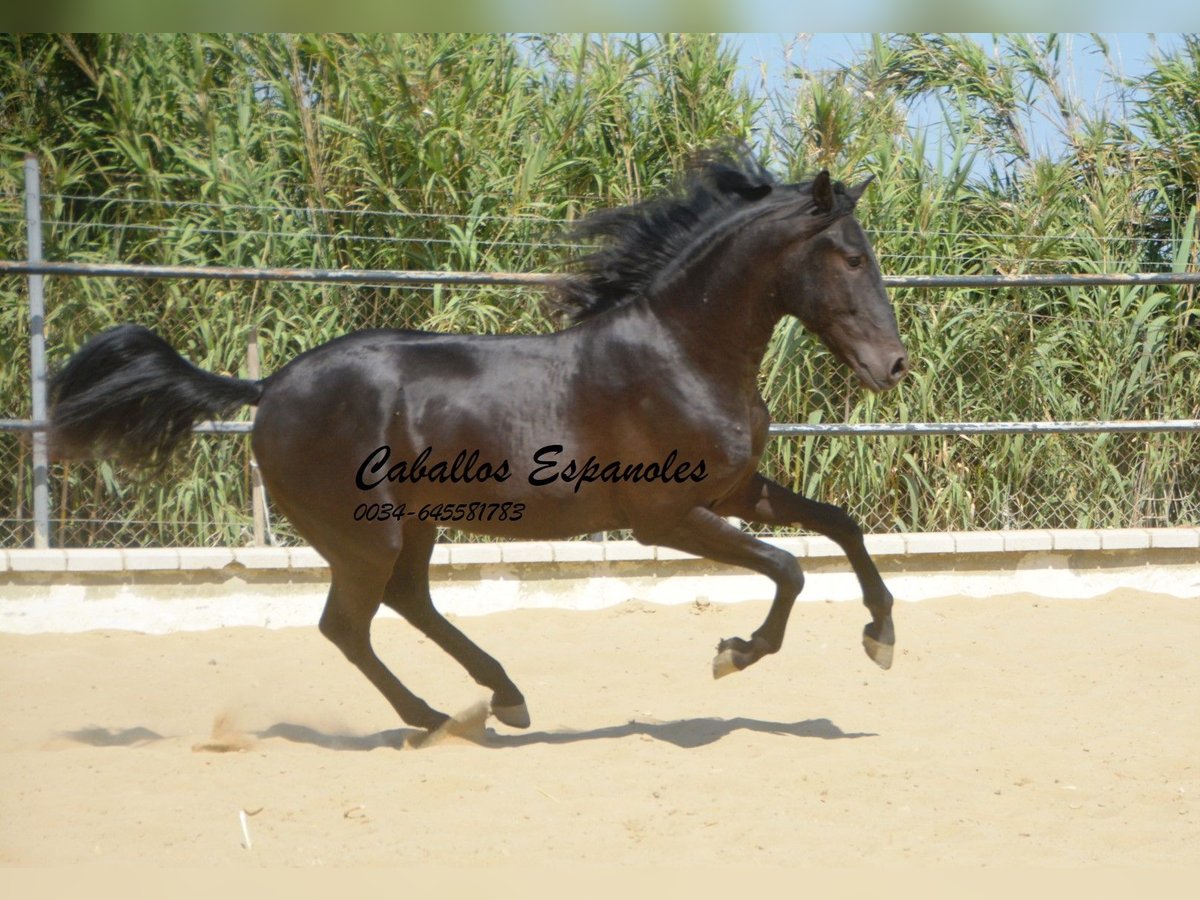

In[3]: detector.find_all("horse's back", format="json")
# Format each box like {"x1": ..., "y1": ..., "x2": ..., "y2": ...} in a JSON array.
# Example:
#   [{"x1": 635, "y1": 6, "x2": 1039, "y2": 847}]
[{"x1": 248, "y1": 327, "x2": 595, "y2": 544}]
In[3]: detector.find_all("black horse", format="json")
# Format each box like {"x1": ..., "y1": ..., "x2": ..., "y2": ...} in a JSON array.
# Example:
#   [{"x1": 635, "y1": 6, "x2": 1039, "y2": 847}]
[{"x1": 50, "y1": 149, "x2": 908, "y2": 733}]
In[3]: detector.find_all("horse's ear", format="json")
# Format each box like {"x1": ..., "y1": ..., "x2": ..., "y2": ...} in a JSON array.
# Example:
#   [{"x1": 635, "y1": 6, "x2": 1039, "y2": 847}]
[
  {"x1": 847, "y1": 175, "x2": 875, "y2": 205},
  {"x1": 812, "y1": 170, "x2": 835, "y2": 213}
]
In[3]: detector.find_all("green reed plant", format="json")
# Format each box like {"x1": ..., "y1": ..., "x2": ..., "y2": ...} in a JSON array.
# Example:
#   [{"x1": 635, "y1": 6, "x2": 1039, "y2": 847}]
[
  {"x1": 752, "y1": 33, "x2": 1198, "y2": 532},
  {"x1": 0, "y1": 33, "x2": 760, "y2": 545},
  {"x1": 0, "y1": 33, "x2": 1196, "y2": 545}
]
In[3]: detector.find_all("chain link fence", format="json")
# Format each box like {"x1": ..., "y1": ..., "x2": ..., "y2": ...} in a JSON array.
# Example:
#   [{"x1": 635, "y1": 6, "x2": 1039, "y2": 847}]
[
  {"x1": 3, "y1": 424, "x2": 1197, "y2": 546},
  {"x1": 4, "y1": 277, "x2": 1197, "y2": 548},
  {"x1": 3, "y1": 178, "x2": 1199, "y2": 548}
]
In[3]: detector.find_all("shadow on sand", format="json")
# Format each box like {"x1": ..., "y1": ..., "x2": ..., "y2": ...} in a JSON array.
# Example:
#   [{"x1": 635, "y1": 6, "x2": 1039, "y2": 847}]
[
  {"x1": 57, "y1": 725, "x2": 167, "y2": 747},
  {"x1": 256, "y1": 715, "x2": 876, "y2": 752}
]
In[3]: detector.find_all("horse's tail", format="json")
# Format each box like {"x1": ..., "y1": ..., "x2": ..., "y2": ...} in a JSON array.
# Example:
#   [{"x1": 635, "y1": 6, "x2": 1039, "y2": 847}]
[{"x1": 49, "y1": 324, "x2": 263, "y2": 468}]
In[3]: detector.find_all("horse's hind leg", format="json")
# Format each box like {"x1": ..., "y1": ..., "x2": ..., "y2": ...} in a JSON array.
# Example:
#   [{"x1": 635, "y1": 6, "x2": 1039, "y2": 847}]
[
  {"x1": 318, "y1": 566, "x2": 451, "y2": 732},
  {"x1": 382, "y1": 524, "x2": 530, "y2": 729}
]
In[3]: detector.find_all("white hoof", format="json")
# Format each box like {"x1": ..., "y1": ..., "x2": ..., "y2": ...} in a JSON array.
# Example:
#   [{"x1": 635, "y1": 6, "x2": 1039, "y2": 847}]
[
  {"x1": 712, "y1": 649, "x2": 740, "y2": 679},
  {"x1": 862, "y1": 634, "x2": 894, "y2": 670}
]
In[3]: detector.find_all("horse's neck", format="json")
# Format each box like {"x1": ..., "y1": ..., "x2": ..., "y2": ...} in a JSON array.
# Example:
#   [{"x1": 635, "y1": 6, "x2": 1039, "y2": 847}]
[{"x1": 646, "y1": 257, "x2": 782, "y2": 390}]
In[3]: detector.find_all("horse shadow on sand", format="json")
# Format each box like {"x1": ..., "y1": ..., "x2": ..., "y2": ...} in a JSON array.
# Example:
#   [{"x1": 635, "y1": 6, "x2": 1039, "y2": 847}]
[
  {"x1": 57, "y1": 725, "x2": 167, "y2": 747},
  {"x1": 255, "y1": 714, "x2": 877, "y2": 752},
  {"x1": 56, "y1": 714, "x2": 875, "y2": 752}
]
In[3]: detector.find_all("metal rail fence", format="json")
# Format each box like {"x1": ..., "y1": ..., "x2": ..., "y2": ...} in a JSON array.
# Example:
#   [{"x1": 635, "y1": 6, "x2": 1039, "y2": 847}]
[{"x1": 4, "y1": 157, "x2": 1199, "y2": 547}]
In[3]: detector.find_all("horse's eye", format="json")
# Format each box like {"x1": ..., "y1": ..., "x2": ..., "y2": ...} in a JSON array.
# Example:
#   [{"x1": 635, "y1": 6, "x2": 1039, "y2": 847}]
[{"x1": 846, "y1": 255, "x2": 864, "y2": 269}]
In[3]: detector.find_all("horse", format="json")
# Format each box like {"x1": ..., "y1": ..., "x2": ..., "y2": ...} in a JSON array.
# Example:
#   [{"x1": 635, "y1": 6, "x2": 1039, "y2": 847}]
[{"x1": 49, "y1": 148, "x2": 908, "y2": 734}]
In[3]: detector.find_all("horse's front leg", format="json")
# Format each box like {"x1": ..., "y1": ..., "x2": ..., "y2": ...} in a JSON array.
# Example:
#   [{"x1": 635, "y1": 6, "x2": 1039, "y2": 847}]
[
  {"x1": 634, "y1": 506, "x2": 806, "y2": 678},
  {"x1": 716, "y1": 474, "x2": 895, "y2": 670}
]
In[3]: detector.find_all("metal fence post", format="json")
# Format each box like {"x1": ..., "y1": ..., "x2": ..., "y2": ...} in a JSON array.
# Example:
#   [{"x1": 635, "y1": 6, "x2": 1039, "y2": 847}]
[
  {"x1": 24, "y1": 154, "x2": 50, "y2": 549},
  {"x1": 246, "y1": 329, "x2": 266, "y2": 546}
]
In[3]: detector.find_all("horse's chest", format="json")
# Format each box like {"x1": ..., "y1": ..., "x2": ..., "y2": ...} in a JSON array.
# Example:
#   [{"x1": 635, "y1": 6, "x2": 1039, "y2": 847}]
[
  {"x1": 627, "y1": 383, "x2": 767, "y2": 480},
  {"x1": 695, "y1": 401, "x2": 768, "y2": 477}
]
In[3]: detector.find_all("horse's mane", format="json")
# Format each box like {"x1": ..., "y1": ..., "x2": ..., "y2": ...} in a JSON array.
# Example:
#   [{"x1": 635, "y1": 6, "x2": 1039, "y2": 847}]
[{"x1": 549, "y1": 146, "x2": 842, "y2": 324}]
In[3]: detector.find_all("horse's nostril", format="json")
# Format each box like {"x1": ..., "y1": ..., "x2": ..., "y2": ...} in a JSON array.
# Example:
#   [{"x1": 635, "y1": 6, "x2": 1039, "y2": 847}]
[{"x1": 890, "y1": 355, "x2": 909, "y2": 380}]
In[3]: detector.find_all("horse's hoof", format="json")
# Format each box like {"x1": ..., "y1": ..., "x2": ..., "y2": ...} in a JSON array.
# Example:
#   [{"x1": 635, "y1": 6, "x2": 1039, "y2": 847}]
[
  {"x1": 712, "y1": 648, "x2": 740, "y2": 679},
  {"x1": 491, "y1": 701, "x2": 531, "y2": 729},
  {"x1": 862, "y1": 617, "x2": 895, "y2": 670}
]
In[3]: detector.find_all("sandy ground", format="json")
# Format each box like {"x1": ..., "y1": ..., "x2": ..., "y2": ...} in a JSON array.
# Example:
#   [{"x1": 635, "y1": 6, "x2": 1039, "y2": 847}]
[{"x1": 1, "y1": 590, "x2": 1198, "y2": 868}]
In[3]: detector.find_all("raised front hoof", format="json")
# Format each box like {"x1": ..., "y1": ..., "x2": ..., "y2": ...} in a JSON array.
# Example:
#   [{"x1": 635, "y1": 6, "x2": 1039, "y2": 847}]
[
  {"x1": 862, "y1": 617, "x2": 895, "y2": 670},
  {"x1": 712, "y1": 648, "x2": 742, "y2": 679},
  {"x1": 491, "y1": 701, "x2": 531, "y2": 729},
  {"x1": 711, "y1": 636, "x2": 766, "y2": 679}
]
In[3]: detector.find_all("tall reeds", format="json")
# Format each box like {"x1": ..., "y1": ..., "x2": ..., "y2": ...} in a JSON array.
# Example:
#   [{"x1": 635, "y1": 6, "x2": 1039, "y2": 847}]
[{"x1": 0, "y1": 33, "x2": 1195, "y2": 544}]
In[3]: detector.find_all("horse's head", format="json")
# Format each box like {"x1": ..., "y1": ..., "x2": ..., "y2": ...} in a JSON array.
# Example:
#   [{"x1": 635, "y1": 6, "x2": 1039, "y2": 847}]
[
  {"x1": 553, "y1": 150, "x2": 908, "y2": 394},
  {"x1": 771, "y1": 171, "x2": 908, "y2": 392}
]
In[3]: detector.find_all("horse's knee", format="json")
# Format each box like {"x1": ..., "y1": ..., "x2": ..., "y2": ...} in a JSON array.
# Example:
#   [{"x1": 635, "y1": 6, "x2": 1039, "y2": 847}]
[
  {"x1": 786, "y1": 564, "x2": 805, "y2": 598},
  {"x1": 769, "y1": 548, "x2": 805, "y2": 598},
  {"x1": 810, "y1": 501, "x2": 859, "y2": 542},
  {"x1": 835, "y1": 511, "x2": 870, "y2": 551}
]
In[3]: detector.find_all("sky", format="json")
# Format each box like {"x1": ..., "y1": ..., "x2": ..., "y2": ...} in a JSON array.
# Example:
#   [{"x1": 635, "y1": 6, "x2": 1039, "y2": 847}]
[
  {"x1": 733, "y1": 33, "x2": 1183, "y2": 104},
  {"x1": 729, "y1": 33, "x2": 1189, "y2": 164}
]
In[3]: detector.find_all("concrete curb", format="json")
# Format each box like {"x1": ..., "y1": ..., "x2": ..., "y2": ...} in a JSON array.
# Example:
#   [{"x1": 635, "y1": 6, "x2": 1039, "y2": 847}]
[
  {"x1": 3, "y1": 529, "x2": 1198, "y2": 634},
  {"x1": 5, "y1": 528, "x2": 1198, "y2": 575}
]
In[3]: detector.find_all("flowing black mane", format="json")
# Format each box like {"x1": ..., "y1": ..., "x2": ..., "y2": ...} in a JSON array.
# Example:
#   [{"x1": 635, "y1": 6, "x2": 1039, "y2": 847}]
[{"x1": 551, "y1": 147, "x2": 851, "y2": 324}]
